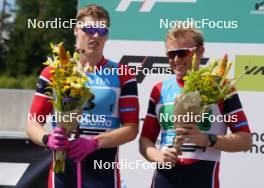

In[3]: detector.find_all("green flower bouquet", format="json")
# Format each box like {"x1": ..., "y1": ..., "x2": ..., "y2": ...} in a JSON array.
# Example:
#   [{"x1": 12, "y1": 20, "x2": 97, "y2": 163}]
[
  {"x1": 172, "y1": 54, "x2": 241, "y2": 150},
  {"x1": 44, "y1": 43, "x2": 93, "y2": 173}
]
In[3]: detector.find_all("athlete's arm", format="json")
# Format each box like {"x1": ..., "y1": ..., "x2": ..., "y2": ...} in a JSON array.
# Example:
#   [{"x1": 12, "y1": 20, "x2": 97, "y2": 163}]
[
  {"x1": 213, "y1": 132, "x2": 252, "y2": 152},
  {"x1": 140, "y1": 137, "x2": 178, "y2": 165},
  {"x1": 95, "y1": 123, "x2": 138, "y2": 148},
  {"x1": 26, "y1": 67, "x2": 53, "y2": 146},
  {"x1": 176, "y1": 124, "x2": 252, "y2": 152},
  {"x1": 26, "y1": 121, "x2": 47, "y2": 146},
  {"x1": 212, "y1": 92, "x2": 252, "y2": 151},
  {"x1": 176, "y1": 93, "x2": 252, "y2": 152}
]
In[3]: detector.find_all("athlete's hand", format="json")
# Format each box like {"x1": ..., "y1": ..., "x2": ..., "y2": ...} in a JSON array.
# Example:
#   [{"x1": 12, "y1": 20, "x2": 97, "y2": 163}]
[
  {"x1": 175, "y1": 123, "x2": 210, "y2": 147},
  {"x1": 155, "y1": 147, "x2": 180, "y2": 167},
  {"x1": 68, "y1": 136, "x2": 100, "y2": 162},
  {"x1": 47, "y1": 127, "x2": 69, "y2": 150}
]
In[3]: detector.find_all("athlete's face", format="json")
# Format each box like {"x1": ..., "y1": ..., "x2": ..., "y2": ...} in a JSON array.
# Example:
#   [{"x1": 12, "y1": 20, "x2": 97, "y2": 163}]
[
  {"x1": 74, "y1": 16, "x2": 108, "y2": 57},
  {"x1": 166, "y1": 35, "x2": 204, "y2": 79}
]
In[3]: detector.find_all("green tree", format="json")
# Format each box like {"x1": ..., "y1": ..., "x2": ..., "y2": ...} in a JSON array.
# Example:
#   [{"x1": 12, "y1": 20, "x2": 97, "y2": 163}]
[
  {"x1": 4, "y1": 0, "x2": 77, "y2": 77},
  {"x1": 0, "y1": 0, "x2": 13, "y2": 74}
]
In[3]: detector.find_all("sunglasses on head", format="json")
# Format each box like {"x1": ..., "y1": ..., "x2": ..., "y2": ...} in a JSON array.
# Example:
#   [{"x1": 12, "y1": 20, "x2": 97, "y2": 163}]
[
  {"x1": 81, "y1": 26, "x2": 109, "y2": 36},
  {"x1": 167, "y1": 47, "x2": 197, "y2": 59}
]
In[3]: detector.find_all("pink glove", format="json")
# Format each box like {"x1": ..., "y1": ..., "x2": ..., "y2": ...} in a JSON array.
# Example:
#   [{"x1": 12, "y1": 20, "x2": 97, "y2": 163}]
[
  {"x1": 68, "y1": 136, "x2": 99, "y2": 162},
  {"x1": 47, "y1": 127, "x2": 69, "y2": 150}
]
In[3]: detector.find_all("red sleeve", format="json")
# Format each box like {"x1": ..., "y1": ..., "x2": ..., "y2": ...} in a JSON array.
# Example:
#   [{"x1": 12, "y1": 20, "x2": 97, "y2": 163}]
[
  {"x1": 29, "y1": 66, "x2": 53, "y2": 125},
  {"x1": 140, "y1": 82, "x2": 162, "y2": 142},
  {"x1": 118, "y1": 63, "x2": 139, "y2": 124},
  {"x1": 220, "y1": 92, "x2": 250, "y2": 133}
]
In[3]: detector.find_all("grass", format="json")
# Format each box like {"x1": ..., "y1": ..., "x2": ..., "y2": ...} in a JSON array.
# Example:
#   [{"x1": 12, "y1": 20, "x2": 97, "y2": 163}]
[{"x1": 0, "y1": 75, "x2": 38, "y2": 89}]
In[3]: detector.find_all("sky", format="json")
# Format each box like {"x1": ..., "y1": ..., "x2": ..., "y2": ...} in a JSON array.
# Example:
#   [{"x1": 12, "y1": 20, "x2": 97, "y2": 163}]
[
  {"x1": 0, "y1": 0, "x2": 16, "y2": 39},
  {"x1": 0, "y1": 0, "x2": 16, "y2": 16}
]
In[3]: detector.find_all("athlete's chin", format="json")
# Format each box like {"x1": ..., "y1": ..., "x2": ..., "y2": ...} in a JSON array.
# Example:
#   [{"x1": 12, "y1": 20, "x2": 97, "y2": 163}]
[
  {"x1": 85, "y1": 48, "x2": 101, "y2": 56},
  {"x1": 85, "y1": 47, "x2": 97, "y2": 53},
  {"x1": 174, "y1": 70, "x2": 187, "y2": 79}
]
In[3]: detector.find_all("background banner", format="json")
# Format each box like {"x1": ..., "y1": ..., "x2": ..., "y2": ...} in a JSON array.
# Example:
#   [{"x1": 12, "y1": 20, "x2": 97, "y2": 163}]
[
  {"x1": 0, "y1": 139, "x2": 51, "y2": 188},
  {"x1": 79, "y1": 0, "x2": 264, "y2": 43},
  {"x1": 235, "y1": 55, "x2": 264, "y2": 91}
]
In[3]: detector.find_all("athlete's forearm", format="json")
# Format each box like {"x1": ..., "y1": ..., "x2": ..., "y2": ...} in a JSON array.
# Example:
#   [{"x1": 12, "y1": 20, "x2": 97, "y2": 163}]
[
  {"x1": 139, "y1": 137, "x2": 161, "y2": 162},
  {"x1": 95, "y1": 123, "x2": 138, "y2": 148},
  {"x1": 26, "y1": 120, "x2": 47, "y2": 146},
  {"x1": 213, "y1": 132, "x2": 252, "y2": 152}
]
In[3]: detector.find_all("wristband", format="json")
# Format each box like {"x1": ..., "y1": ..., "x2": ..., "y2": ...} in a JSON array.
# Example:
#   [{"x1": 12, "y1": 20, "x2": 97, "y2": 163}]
[{"x1": 42, "y1": 134, "x2": 49, "y2": 147}]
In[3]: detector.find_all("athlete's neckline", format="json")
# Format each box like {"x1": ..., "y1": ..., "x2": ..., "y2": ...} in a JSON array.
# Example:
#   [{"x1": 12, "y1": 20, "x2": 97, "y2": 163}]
[
  {"x1": 96, "y1": 56, "x2": 107, "y2": 68},
  {"x1": 176, "y1": 77, "x2": 184, "y2": 88}
]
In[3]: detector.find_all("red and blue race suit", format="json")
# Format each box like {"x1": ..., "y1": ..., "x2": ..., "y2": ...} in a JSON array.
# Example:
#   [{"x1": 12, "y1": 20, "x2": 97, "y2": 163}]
[
  {"x1": 30, "y1": 58, "x2": 139, "y2": 188},
  {"x1": 141, "y1": 76, "x2": 250, "y2": 188}
]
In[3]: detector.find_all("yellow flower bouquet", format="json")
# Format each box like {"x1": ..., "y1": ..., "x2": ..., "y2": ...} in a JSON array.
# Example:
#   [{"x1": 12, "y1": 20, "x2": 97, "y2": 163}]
[
  {"x1": 173, "y1": 54, "x2": 240, "y2": 150},
  {"x1": 44, "y1": 43, "x2": 93, "y2": 173}
]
